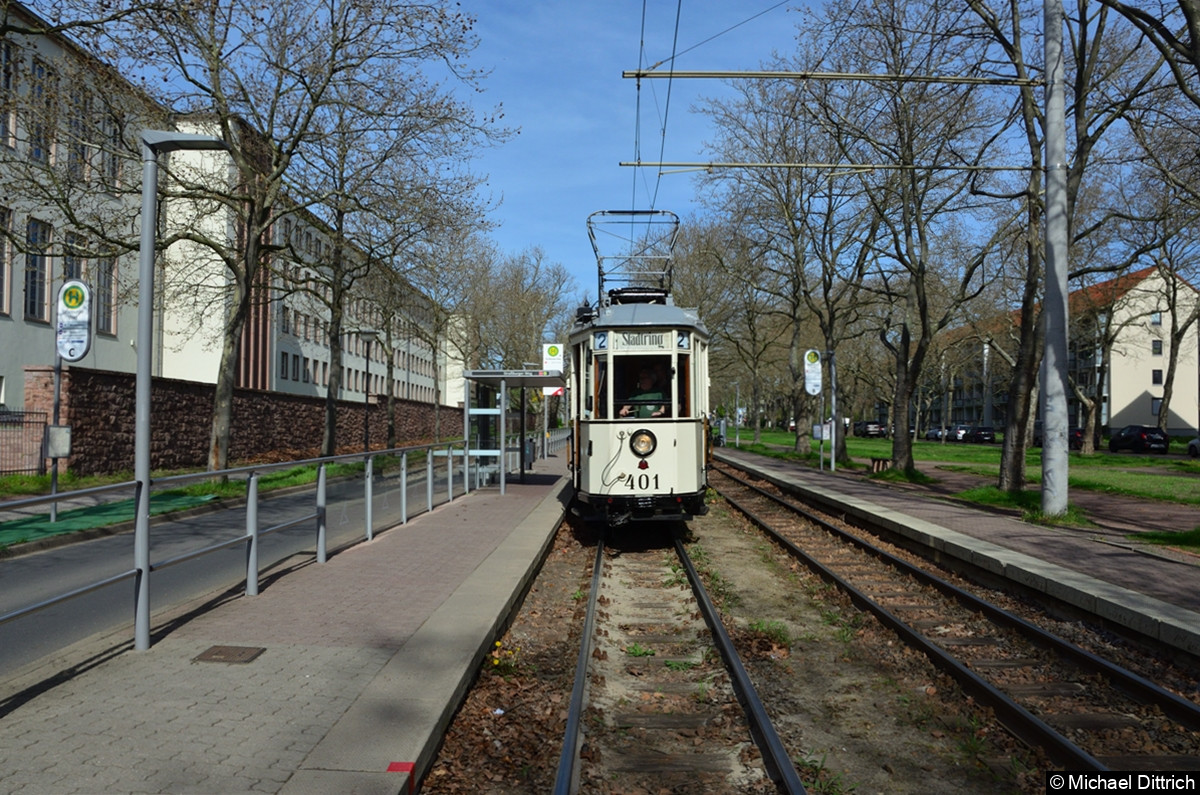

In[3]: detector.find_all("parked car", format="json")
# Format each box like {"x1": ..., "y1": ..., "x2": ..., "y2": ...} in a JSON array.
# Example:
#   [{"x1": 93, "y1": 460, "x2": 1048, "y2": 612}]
[
  {"x1": 853, "y1": 420, "x2": 886, "y2": 438},
  {"x1": 949, "y1": 424, "x2": 971, "y2": 441},
  {"x1": 1188, "y1": 436, "x2": 1199, "y2": 459},
  {"x1": 1108, "y1": 424, "x2": 1169, "y2": 454},
  {"x1": 924, "y1": 427, "x2": 944, "y2": 441},
  {"x1": 964, "y1": 425, "x2": 995, "y2": 443}
]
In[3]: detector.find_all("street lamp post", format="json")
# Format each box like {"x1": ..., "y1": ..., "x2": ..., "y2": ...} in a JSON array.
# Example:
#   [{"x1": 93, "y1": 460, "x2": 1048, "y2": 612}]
[
  {"x1": 360, "y1": 330, "x2": 378, "y2": 453},
  {"x1": 134, "y1": 130, "x2": 227, "y2": 651}
]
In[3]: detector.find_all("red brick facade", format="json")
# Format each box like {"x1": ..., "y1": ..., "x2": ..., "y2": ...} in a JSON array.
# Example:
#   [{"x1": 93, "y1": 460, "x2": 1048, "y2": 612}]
[{"x1": 23, "y1": 366, "x2": 462, "y2": 476}]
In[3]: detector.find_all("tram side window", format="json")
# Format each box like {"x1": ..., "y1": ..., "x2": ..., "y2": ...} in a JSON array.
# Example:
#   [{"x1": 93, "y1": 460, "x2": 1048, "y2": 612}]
[
  {"x1": 617, "y1": 356, "x2": 672, "y2": 419},
  {"x1": 594, "y1": 356, "x2": 607, "y2": 419},
  {"x1": 677, "y1": 354, "x2": 690, "y2": 417}
]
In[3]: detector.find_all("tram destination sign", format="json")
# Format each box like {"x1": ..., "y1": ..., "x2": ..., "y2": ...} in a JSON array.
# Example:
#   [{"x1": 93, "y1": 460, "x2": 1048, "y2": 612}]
[
  {"x1": 613, "y1": 330, "x2": 670, "y2": 352},
  {"x1": 56, "y1": 280, "x2": 93, "y2": 362}
]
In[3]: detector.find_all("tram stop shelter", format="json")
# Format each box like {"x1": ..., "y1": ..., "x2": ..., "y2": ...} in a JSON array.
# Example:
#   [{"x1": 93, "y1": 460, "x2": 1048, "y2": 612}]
[{"x1": 463, "y1": 369, "x2": 565, "y2": 493}]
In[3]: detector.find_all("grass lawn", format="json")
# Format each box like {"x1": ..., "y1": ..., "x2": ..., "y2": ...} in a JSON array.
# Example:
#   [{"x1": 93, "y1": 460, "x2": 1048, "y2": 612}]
[{"x1": 726, "y1": 428, "x2": 1200, "y2": 551}]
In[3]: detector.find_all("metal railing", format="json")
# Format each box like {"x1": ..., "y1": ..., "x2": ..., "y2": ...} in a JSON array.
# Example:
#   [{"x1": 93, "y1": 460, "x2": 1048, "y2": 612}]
[{"x1": 0, "y1": 439, "x2": 474, "y2": 650}]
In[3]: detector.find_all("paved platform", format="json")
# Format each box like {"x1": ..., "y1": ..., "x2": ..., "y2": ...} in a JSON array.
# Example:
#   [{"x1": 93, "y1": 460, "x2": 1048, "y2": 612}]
[
  {"x1": 717, "y1": 448, "x2": 1200, "y2": 657},
  {"x1": 0, "y1": 457, "x2": 570, "y2": 795}
]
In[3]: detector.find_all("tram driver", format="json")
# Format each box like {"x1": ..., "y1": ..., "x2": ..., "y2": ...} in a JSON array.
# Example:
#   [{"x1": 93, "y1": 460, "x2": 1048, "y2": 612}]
[{"x1": 619, "y1": 368, "x2": 666, "y2": 418}]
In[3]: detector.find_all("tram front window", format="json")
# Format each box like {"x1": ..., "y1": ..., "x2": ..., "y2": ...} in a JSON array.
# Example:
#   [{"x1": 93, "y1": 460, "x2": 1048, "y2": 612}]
[{"x1": 617, "y1": 357, "x2": 672, "y2": 419}]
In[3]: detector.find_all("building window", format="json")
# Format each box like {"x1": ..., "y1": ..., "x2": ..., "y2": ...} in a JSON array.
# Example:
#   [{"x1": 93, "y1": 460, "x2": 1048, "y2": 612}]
[
  {"x1": 98, "y1": 111, "x2": 122, "y2": 189},
  {"x1": 292, "y1": 354, "x2": 299, "y2": 381},
  {"x1": 1, "y1": 41, "x2": 15, "y2": 148},
  {"x1": 29, "y1": 59, "x2": 55, "y2": 165},
  {"x1": 280, "y1": 306, "x2": 289, "y2": 334},
  {"x1": 24, "y1": 218, "x2": 51, "y2": 320},
  {"x1": 1150, "y1": 310, "x2": 1162, "y2": 326},
  {"x1": 280, "y1": 352, "x2": 288, "y2": 379},
  {"x1": 1151, "y1": 397, "x2": 1162, "y2": 416},
  {"x1": 63, "y1": 232, "x2": 86, "y2": 280},
  {"x1": 1151, "y1": 339, "x2": 1163, "y2": 356},
  {"x1": 66, "y1": 86, "x2": 90, "y2": 180},
  {"x1": 0, "y1": 207, "x2": 10, "y2": 315},
  {"x1": 1152, "y1": 369, "x2": 1163, "y2": 386},
  {"x1": 302, "y1": 357, "x2": 310, "y2": 382},
  {"x1": 94, "y1": 253, "x2": 115, "y2": 333}
]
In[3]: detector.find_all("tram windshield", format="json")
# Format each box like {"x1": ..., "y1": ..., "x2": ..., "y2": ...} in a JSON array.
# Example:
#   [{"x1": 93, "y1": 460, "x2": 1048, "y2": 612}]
[{"x1": 616, "y1": 355, "x2": 673, "y2": 419}]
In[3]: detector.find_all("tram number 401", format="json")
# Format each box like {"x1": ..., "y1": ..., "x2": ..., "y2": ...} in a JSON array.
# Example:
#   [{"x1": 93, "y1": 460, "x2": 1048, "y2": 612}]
[{"x1": 625, "y1": 473, "x2": 660, "y2": 490}]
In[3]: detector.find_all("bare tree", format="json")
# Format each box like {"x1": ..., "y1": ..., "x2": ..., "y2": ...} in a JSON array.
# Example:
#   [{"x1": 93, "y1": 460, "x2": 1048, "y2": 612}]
[
  {"x1": 672, "y1": 220, "x2": 785, "y2": 444},
  {"x1": 1093, "y1": 0, "x2": 1200, "y2": 110},
  {"x1": 89, "y1": 0, "x2": 495, "y2": 471},
  {"x1": 817, "y1": 0, "x2": 1006, "y2": 474}
]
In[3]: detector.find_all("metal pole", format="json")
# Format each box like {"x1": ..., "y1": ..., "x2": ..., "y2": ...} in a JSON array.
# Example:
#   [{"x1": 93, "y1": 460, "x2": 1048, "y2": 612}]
[
  {"x1": 735, "y1": 382, "x2": 740, "y2": 448},
  {"x1": 132, "y1": 130, "x2": 226, "y2": 651},
  {"x1": 464, "y1": 375, "x2": 471, "y2": 493},
  {"x1": 499, "y1": 378, "x2": 507, "y2": 495},
  {"x1": 245, "y1": 472, "x2": 259, "y2": 596},
  {"x1": 830, "y1": 350, "x2": 838, "y2": 473},
  {"x1": 364, "y1": 456, "x2": 374, "y2": 542},
  {"x1": 133, "y1": 138, "x2": 160, "y2": 651},
  {"x1": 317, "y1": 462, "x2": 328, "y2": 563},
  {"x1": 426, "y1": 446, "x2": 434, "y2": 511},
  {"x1": 819, "y1": 393, "x2": 825, "y2": 471},
  {"x1": 363, "y1": 338, "x2": 371, "y2": 453},
  {"x1": 400, "y1": 451, "x2": 408, "y2": 524},
  {"x1": 1042, "y1": 0, "x2": 1070, "y2": 516},
  {"x1": 50, "y1": 354, "x2": 61, "y2": 522}
]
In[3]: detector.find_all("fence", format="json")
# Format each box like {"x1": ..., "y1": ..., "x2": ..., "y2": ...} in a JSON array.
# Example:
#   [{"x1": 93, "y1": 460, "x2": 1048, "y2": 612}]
[
  {"x1": 0, "y1": 439, "x2": 476, "y2": 653},
  {"x1": 0, "y1": 410, "x2": 47, "y2": 476}
]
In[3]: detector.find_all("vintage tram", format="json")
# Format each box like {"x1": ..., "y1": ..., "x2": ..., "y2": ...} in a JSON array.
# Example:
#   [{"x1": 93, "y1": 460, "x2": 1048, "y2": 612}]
[{"x1": 568, "y1": 210, "x2": 710, "y2": 526}]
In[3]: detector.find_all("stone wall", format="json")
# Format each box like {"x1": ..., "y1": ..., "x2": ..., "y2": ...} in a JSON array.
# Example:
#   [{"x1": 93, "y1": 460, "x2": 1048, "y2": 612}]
[{"x1": 23, "y1": 366, "x2": 463, "y2": 476}]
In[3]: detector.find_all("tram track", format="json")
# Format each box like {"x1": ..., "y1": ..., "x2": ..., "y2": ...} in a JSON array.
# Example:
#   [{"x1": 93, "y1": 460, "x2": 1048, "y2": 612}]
[
  {"x1": 711, "y1": 461, "x2": 1200, "y2": 772},
  {"x1": 554, "y1": 528, "x2": 805, "y2": 794}
]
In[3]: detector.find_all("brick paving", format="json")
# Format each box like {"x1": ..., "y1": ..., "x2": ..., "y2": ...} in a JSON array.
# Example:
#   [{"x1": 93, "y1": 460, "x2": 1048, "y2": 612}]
[{"x1": 0, "y1": 460, "x2": 568, "y2": 795}]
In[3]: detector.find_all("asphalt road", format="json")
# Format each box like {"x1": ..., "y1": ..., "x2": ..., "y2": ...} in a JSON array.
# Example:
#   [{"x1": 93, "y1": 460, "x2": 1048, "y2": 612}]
[{"x1": 0, "y1": 467, "x2": 449, "y2": 676}]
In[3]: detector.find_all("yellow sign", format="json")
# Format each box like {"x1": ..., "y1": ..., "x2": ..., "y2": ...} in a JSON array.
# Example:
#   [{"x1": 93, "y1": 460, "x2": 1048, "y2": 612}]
[{"x1": 62, "y1": 284, "x2": 86, "y2": 310}]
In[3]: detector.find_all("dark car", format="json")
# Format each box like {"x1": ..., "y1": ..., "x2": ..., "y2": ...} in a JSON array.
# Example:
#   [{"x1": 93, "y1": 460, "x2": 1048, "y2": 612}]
[
  {"x1": 1189, "y1": 436, "x2": 1199, "y2": 459},
  {"x1": 853, "y1": 420, "x2": 885, "y2": 438},
  {"x1": 964, "y1": 425, "x2": 995, "y2": 443},
  {"x1": 924, "y1": 427, "x2": 944, "y2": 440},
  {"x1": 1108, "y1": 424, "x2": 1169, "y2": 454}
]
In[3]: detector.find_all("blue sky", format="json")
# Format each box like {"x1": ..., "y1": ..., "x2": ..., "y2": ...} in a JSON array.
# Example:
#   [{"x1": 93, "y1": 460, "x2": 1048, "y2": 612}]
[{"x1": 458, "y1": 1, "x2": 807, "y2": 301}]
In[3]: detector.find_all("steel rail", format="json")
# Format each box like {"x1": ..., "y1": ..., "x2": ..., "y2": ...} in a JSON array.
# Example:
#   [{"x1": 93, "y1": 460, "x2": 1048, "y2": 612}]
[
  {"x1": 715, "y1": 476, "x2": 1107, "y2": 771},
  {"x1": 719, "y1": 465, "x2": 1200, "y2": 731},
  {"x1": 552, "y1": 540, "x2": 605, "y2": 795},
  {"x1": 673, "y1": 536, "x2": 808, "y2": 794}
]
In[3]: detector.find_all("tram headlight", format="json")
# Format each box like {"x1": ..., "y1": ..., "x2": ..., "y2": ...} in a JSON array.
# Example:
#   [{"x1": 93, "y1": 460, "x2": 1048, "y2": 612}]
[{"x1": 629, "y1": 429, "x2": 657, "y2": 457}]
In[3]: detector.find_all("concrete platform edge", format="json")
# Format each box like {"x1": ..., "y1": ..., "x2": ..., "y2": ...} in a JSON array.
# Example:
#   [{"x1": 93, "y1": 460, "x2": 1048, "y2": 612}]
[
  {"x1": 282, "y1": 476, "x2": 571, "y2": 795},
  {"x1": 720, "y1": 452, "x2": 1200, "y2": 656}
]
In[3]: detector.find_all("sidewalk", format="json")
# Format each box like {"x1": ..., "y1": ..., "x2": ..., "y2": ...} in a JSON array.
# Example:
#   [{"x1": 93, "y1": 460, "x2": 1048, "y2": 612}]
[{"x1": 0, "y1": 456, "x2": 570, "y2": 795}]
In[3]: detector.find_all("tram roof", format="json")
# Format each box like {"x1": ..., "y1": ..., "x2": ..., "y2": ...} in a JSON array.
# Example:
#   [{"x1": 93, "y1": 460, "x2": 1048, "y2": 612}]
[{"x1": 573, "y1": 300, "x2": 709, "y2": 338}]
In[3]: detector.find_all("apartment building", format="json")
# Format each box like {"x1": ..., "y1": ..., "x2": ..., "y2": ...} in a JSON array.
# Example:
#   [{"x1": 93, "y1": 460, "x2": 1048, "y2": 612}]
[
  {"x1": 919, "y1": 266, "x2": 1200, "y2": 436},
  {"x1": 1070, "y1": 266, "x2": 1199, "y2": 433},
  {"x1": 0, "y1": 5, "x2": 457, "y2": 414}
]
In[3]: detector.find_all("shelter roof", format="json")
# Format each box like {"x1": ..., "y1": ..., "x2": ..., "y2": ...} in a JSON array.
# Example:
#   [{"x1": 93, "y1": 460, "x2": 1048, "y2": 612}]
[{"x1": 464, "y1": 370, "x2": 565, "y2": 389}]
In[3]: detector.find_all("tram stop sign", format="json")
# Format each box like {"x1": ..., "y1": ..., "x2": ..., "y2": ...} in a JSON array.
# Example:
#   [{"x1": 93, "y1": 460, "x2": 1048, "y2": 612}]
[
  {"x1": 56, "y1": 280, "x2": 92, "y2": 362},
  {"x1": 803, "y1": 349, "x2": 822, "y2": 396}
]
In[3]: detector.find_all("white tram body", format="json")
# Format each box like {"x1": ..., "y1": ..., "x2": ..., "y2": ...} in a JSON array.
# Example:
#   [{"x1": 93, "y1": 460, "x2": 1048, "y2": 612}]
[{"x1": 569, "y1": 288, "x2": 710, "y2": 525}]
